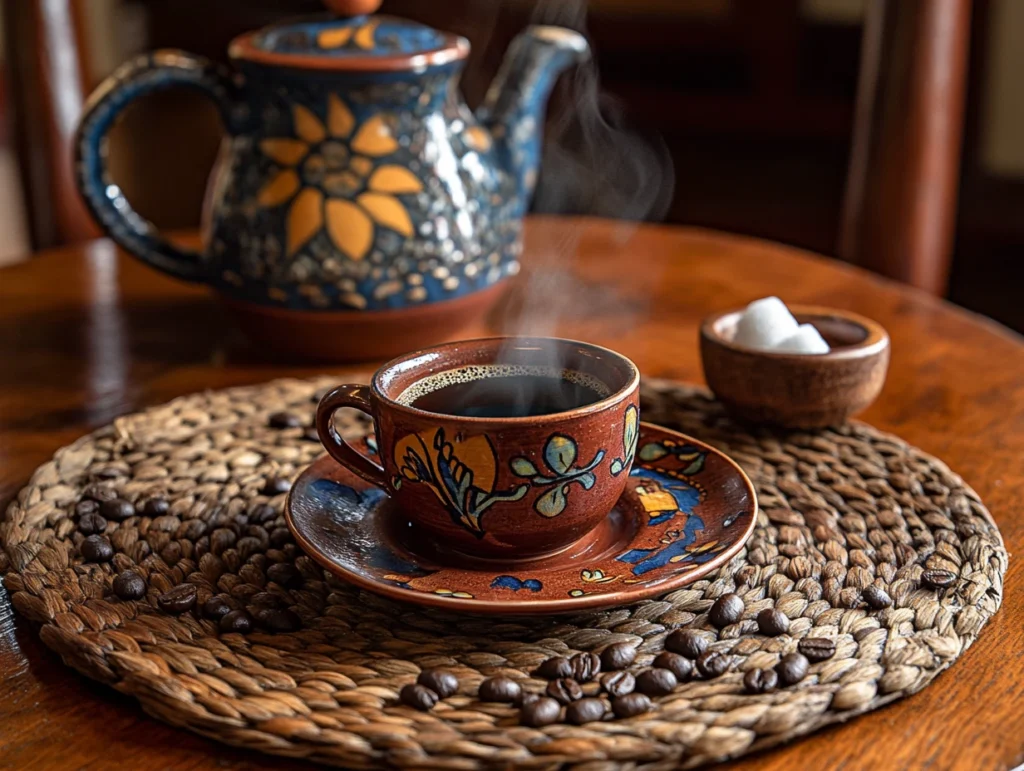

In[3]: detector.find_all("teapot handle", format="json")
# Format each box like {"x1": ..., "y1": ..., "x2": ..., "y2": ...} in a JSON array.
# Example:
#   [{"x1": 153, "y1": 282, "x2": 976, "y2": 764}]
[{"x1": 75, "y1": 50, "x2": 245, "y2": 283}]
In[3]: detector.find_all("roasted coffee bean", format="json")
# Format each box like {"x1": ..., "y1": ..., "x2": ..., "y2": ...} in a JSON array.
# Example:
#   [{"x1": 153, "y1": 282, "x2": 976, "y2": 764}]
[
  {"x1": 157, "y1": 584, "x2": 198, "y2": 614},
  {"x1": 520, "y1": 696, "x2": 561, "y2": 727},
  {"x1": 776, "y1": 652, "x2": 810, "y2": 686},
  {"x1": 82, "y1": 485, "x2": 117, "y2": 503},
  {"x1": 863, "y1": 585, "x2": 893, "y2": 609},
  {"x1": 268, "y1": 411, "x2": 303, "y2": 429},
  {"x1": 921, "y1": 568, "x2": 957, "y2": 589},
  {"x1": 100, "y1": 498, "x2": 136, "y2": 522},
  {"x1": 417, "y1": 669, "x2": 458, "y2": 699},
  {"x1": 757, "y1": 608, "x2": 790, "y2": 636},
  {"x1": 665, "y1": 629, "x2": 708, "y2": 659},
  {"x1": 255, "y1": 607, "x2": 302, "y2": 632},
  {"x1": 269, "y1": 527, "x2": 293, "y2": 549},
  {"x1": 112, "y1": 571, "x2": 146, "y2": 600},
  {"x1": 708, "y1": 593, "x2": 745, "y2": 627},
  {"x1": 203, "y1": 595, "x2": 234, "y2": 620},
  {"x1": 400, "y1": 683, "x2": 438, "y2": 711},
  {"x1": 301, "y1": 427, "x2": 321, "y2": 443},
  {"x1": 143, "y1": 498, "x2": 169, "y2": 517},
  {"x1": 696, "y1": 650, "x2": 732, "y2": 678},
  {"x1": 546, "y1": 678, "x2": 583, "y2": 705},
  {"x1": 535, "y1": 656, "x2": 573, "y2": 680},
  {"x1": 635, "y1": 668, "x2": 677, "y2": 696},
  {"x1": 653, "y1": 651, "x2": 693, "y2": 682},
  {"x1": 75, "y1": 499, "x2": 99, "y2": 518},
  {"x1": 599, "y1": 642, "x2": 637, "y2": 671},
  {"x1": 81, "y1": 535, "x2": 114, "y2": 563},
  {"x1": 743, "y1": 667, "x2": 779, "y2": 694},
  {"x1": 262, "y1": 477, "x2": 292, "y2": 496},
  {"x1": 219, "y1": 610, "x2": 254, "y2": 634},
  {"x1": 612, "y1": 692, "x2": 652, "y2": 718},
  {"x1": 250, "y1": 503, "x2": 278, "y2": 524},
  {"x1": 570, "y1": 651, "x2": 601, "y2": 682},
  {"x1": 78, "y1": 512, "x2": 107, "y2": 536},
  {"x1": 566, "y1": 697, "x2": 606, "y2": 725},
  {"x1": 798, "y1": 637, "x2": 837, "y2": 662},
  {"x1": 266, "y1": 562, "x2": 303, "y2": 590},
  {"x1": 517, "y1": 692, "x2": 541, "y2": 709},
  {"x1": 479, "y1": 676, "x2": 521, "y2": 703},
  {"x1": 600, "y1": 671, "x2": 635, "y2": 698}
]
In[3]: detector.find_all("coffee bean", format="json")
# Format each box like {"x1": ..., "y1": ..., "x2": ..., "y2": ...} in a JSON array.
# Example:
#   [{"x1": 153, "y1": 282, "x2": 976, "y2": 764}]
[
  {"x1": 708, "y1": 593, "x2": 745, "y2": 627},
  {"x1": 268, "y1": 412, "x2": 303, "y2": 429},
  {"x1": 743, "y1": 667, "x2": 779, "y2": 694},
  {"x1": 262, "y1": 477, "x2": 292, "y2": 496},
  {"x1": 665, "y1": 629, "x2": 708, "y2": 659},
  {"x1": 269, "y1": 527, "x2": 293, "y2": 549},
  {"x1": 112, "y1": 571, "x2": 146, "y2": 600},
  {"x1": 546, "y1": 678, "x2": 583, "y2": 705},
  {"x1": 479, "y1": 676, "x2": 521, "y2": 703},
  {"x1": 775, "y1": 652, "x2": 810, "y2": 686},
  {"x1": 696, "y1": 651, "x2": 732, "y2": 679},
  {"x1": 535, "y1": 656, "x2": 573, "y2": 680},
  {"x1": 400, "y1": 683, "x2": 438, "y2": 711},
  {"x1": 635, "y1": 668, "x2": 677, "y2": 696},
  {"x1": 757, "y1": 608, "x2": 790, "y2": 636},
  {"x1": 250, "y1": 503, "x2": 278, "y2": 524},
  {"x1": 863, "y1": 585, "x2": 893, "y2": 609},
  {"x1": 100, "y1": 498, "x2": 136, "y2": 522},
  {"x1": 520, "y1": 696, "x2": 561, "y2": 727},
  {"x1": 82, "y1": 485, "x2": 117, "y2": 503},
  {"x1": 600, "y1": 671, "x2": 635, "y2": 698},
  {"x1": 921, "y1": 568, "x2": 957, "y2": 589},
  {"x1": 203, "y1": 595, "x2": 234, "y2": 620},
  {"x1": 81, "y1": 535, "x2": 114, "y2": 563},
  {"x1": 798, "y1": 637, "x2": 837, "y2": 662},
  {"x1": 157, "y1": 584, "x2": 198, "y2": 614},
  {"x1": 219, "y1": 610, "x2": 254, "y2": 634},
  {"x1": 301, "y1": 427, "x2": 321, "y2": 443},
  {"x1": 653, "y1": 651, "x2": 693, "y2": 682},
  {"x1": 266, "y1": 562, "x2": 303, "y2": 590},
  {"x1": 517, "y1": 692, "x2": 541, "y2": 709},
  {"x1": 600, "y1": 642, "x2": 637, "y2": 671},
  {"x1": 78, "y1": 512, "x2": 107, "y2": 536},
  {"x1": 255, "y1": 607, "x2": 302, "y2": 632},
  {"x1": 143, "y1": 498, "x2": 169, "y2": 517},
  {"x1": 75, "y1": 499, "x2": 99, "y2": 518},
  {"x1": 612, "y1": 692, "x2": 652, "y2": 718},
  {"x1": 417, "y1": 669, "x2": 458, "y2": 699},
  {"x1": 570, "y1": 651, "x2": 601, "y2": 682},
  {"x1": 566, "y1": 697, "x2": 606, "y2": 725}
]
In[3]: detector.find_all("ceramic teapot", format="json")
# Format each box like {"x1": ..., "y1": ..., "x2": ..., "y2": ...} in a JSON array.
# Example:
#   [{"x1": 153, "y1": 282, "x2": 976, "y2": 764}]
[{"x1": 75, "y1": 0, "x2": 588, "y2": 361}]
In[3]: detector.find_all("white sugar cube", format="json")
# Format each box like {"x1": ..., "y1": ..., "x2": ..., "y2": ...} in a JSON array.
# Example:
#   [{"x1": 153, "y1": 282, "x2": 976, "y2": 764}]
[
  {"x1": 774, "y1": 323, "x2": 830, "y2": 354},
  {"x1": 732, "y1": 296, "x2": 800, "y2": 350}
]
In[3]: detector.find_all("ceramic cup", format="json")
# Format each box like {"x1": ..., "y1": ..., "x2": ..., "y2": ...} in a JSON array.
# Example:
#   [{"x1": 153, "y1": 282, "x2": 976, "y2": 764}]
[{"x1": 315, "y1": 337, "x2": 641, "y2": 559}]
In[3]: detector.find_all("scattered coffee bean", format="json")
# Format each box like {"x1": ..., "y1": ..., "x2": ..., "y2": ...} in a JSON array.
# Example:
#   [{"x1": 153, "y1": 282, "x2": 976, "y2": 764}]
[
  {"x1": 709, "y1": 593, "x2": 745, "y2": 627},
  {"x1": 863, "y1": 585, "x2": 893, "y2": 609},
  {"x1": 219, "y1": 610, "x2": 254, "y2": 634},
  {"x1": 775, "y1": 652, "x2": 810, "y2": 686},
  {"x1": 757, "y1": 608, "x2": 790, "y2": 637},
  {"x1": 269, "y1": 527, "x2": 293, "y2": 549},
  {"x1": 157, "y1": 584, "x2": 198, "y2": 614},
  {"x1": 75, "y1": 499, "x2": 99, "y2": 518},
  {"x1": 665, "y1": 629, "x2": 708, "y2": 659},
  {"x1": 696, "y1": 650, "x2": 732, "y2": 679},
  {"x1": 546, "y1": 678, "x2": 583, "y2": 705},
  {"x1": 268, "y1": 412, "x2": 303, "y2": 429},
  {"x1": 517, "y1": 692, "x2": 541, "y2": 709},
  {"x1": 798, "y1": 638, "x2": 837, "y2": 662},
  {"x1": 600, "y1": 671, "x2": 635, "y2": 698},
  {"x1": 743, "y1": 667, "x2": 779, "y2": 694},
  {"x1": 635, "y1": 668, "x2": 677, "y2": 696},
  {"x1": 78, "y1": 512, "x2": 107, "y2": 536},
  {"x1": 203, "y1": 595, "x2": 233, "y2": 620},
  {"x1": 600, "y1": 642, "x2": 637, "y2": 671},
  {"x1": 250, "y1": 503, "x2": 278, "y2": 524},
  {"x1": 479, "y1": 676, "x2": 521, "y2": 703},
  {"x1": 100, "y1": 498, "x2": 136, "y2": 522},
  {"x1": 520, "y1": 696, "x2": 561, "y2": 727},
  {"x1": 142, "y1": 498, "x2": 169, "y2": 517},
  {"x1": 566, "y1": 697, "x2": 606, "y2": 725},
  {"x1": 112, "y1": 571, "x2": 146, "y2": 600},
  {"x1": 400, "y1": 683, "x2": 438, "y2": 711},
  {"x1": 570, "y1": 651, "x2": 601, "y2": 682},
  {"x1": 266, "y1": 562, "x2": 303, "y2": 590},
  {"x1": 301, "y1": 427, "x2": 321, "y2": 443},
  {"x1": 535, "y1": 656, "x2": 573, "y2": 680},
  {"x1": 418, "y1": 669, "x2": 458, "y2": 699},
  {"x1": 653, "y1": 652, "x2": 693, "y2": 682},
  {"x1": 612, "y1": 692, "x2": 652, "y2": 718},
  {"x1": 81, "y1": 535, "x2": 114, "y2": 563},
  {"x1": 262, "y1": 477, "x2": 292, "y2": 496},
  {"x1": 82, "y1": 485, "x2": 117, "y2": 503},
  {"x1": 255, "y1": 607, "x2": 302, "y2": 632},
  {"x1": 921, "y1": 568, "x2": 957, "y2": 589}
]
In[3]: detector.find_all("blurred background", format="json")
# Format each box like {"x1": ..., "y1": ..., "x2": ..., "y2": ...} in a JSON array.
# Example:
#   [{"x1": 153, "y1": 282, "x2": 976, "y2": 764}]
[{"x1": 1, "y1": 0, "x2": 1021, "y2": 332}]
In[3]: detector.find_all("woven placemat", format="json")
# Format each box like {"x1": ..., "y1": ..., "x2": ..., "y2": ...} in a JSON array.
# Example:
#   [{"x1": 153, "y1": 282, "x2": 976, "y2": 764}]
[{"x1": 0, "y1": 377, "x2": 1007, "y2": 768}]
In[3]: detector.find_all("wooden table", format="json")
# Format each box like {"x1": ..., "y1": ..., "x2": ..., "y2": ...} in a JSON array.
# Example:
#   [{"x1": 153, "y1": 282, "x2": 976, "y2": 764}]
[{"x1": 2, "y1": 217, "x2": 1022, "y2": 770}]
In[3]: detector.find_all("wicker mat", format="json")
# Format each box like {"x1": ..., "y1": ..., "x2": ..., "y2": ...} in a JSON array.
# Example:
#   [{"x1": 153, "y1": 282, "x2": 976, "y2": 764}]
[{"x1": 0, "y1": 377, "x2": 1007, "y2": 769}]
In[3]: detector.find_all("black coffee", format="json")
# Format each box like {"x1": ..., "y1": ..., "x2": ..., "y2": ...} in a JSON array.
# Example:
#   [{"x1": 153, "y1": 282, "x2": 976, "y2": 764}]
[{"x1": 411, "y1": 375, "x2": 604, "y2": 418}]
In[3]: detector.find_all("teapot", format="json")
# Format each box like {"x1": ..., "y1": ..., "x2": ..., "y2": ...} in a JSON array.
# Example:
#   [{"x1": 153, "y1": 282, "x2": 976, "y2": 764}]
[{"x1": 75, "y1": 0, "x2": 588, "y2": 361}]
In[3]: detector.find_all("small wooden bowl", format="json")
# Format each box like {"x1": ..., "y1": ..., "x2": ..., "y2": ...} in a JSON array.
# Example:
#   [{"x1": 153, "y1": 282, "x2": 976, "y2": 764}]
[{"x1": 700, "y1": 305, "x2": 890, "y2": 428}]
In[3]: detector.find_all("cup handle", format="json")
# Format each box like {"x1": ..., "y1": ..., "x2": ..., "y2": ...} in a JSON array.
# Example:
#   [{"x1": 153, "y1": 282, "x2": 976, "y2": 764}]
[{"x1": 316, "y1": 385, "x2": 388, "y2": 487}]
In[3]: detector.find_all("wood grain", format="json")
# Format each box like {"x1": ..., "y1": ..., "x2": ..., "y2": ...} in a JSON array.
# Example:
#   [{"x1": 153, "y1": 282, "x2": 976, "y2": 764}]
[{"x1": 1, "y1": 217, "x2": 1023, "y2": 770}]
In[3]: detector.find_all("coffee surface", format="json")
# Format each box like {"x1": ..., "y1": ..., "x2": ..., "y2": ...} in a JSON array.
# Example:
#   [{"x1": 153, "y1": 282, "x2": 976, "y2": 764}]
[{"x1": 411, "y1": 374, "x2": 604, "y2": 418}]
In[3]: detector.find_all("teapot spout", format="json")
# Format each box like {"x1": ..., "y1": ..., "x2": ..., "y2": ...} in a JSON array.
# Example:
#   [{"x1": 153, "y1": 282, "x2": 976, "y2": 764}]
[{"x1": 476, "y1": 26, "x2": 589, "y2": 211}]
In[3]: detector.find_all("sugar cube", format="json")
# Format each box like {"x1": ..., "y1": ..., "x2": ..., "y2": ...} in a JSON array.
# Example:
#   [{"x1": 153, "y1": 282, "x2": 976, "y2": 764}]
[
  {"x1": 774, "y1": 323, "x2": 830, "y2": 354},
  {"x1": 732, "y1": 296, "x2": 800, "y2": 350}
]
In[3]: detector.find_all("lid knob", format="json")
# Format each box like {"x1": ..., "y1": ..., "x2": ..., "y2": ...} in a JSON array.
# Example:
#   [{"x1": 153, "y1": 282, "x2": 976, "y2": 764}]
[{"x1": 324, "y1": 0, "x2": 382, "y2": 15}]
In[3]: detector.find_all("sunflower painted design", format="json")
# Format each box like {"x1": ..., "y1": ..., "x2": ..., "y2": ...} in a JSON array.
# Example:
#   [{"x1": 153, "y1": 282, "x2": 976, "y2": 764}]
[
  {"x1": 257, "y1": 95, "x2": 422, "y2": 260},
  {"x1": 317, "y1": 20, "x2": 379, "y2": 51}
]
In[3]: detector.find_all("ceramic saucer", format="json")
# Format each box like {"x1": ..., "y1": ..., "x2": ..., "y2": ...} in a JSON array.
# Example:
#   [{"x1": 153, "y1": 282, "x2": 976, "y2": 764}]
[{"x1": 286, "y1": 422, "x2": 757, "y2": 614}]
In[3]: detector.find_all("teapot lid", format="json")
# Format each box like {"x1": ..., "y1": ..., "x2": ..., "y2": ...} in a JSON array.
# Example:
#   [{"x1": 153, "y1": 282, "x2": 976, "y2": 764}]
[{"x1": 229, "y1": 0, "x2": 469, "y2": 72}]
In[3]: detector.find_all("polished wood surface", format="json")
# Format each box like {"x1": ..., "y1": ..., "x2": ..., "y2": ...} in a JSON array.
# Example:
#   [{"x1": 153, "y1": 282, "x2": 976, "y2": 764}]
[{"x1": 1, "y1": 217, "x2": 1023, "y2": 770}]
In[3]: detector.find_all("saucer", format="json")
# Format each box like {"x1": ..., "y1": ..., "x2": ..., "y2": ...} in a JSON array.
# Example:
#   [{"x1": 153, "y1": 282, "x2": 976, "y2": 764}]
[{"x1": 286, "y1": 422, "x2": 758, "y2": 614}]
